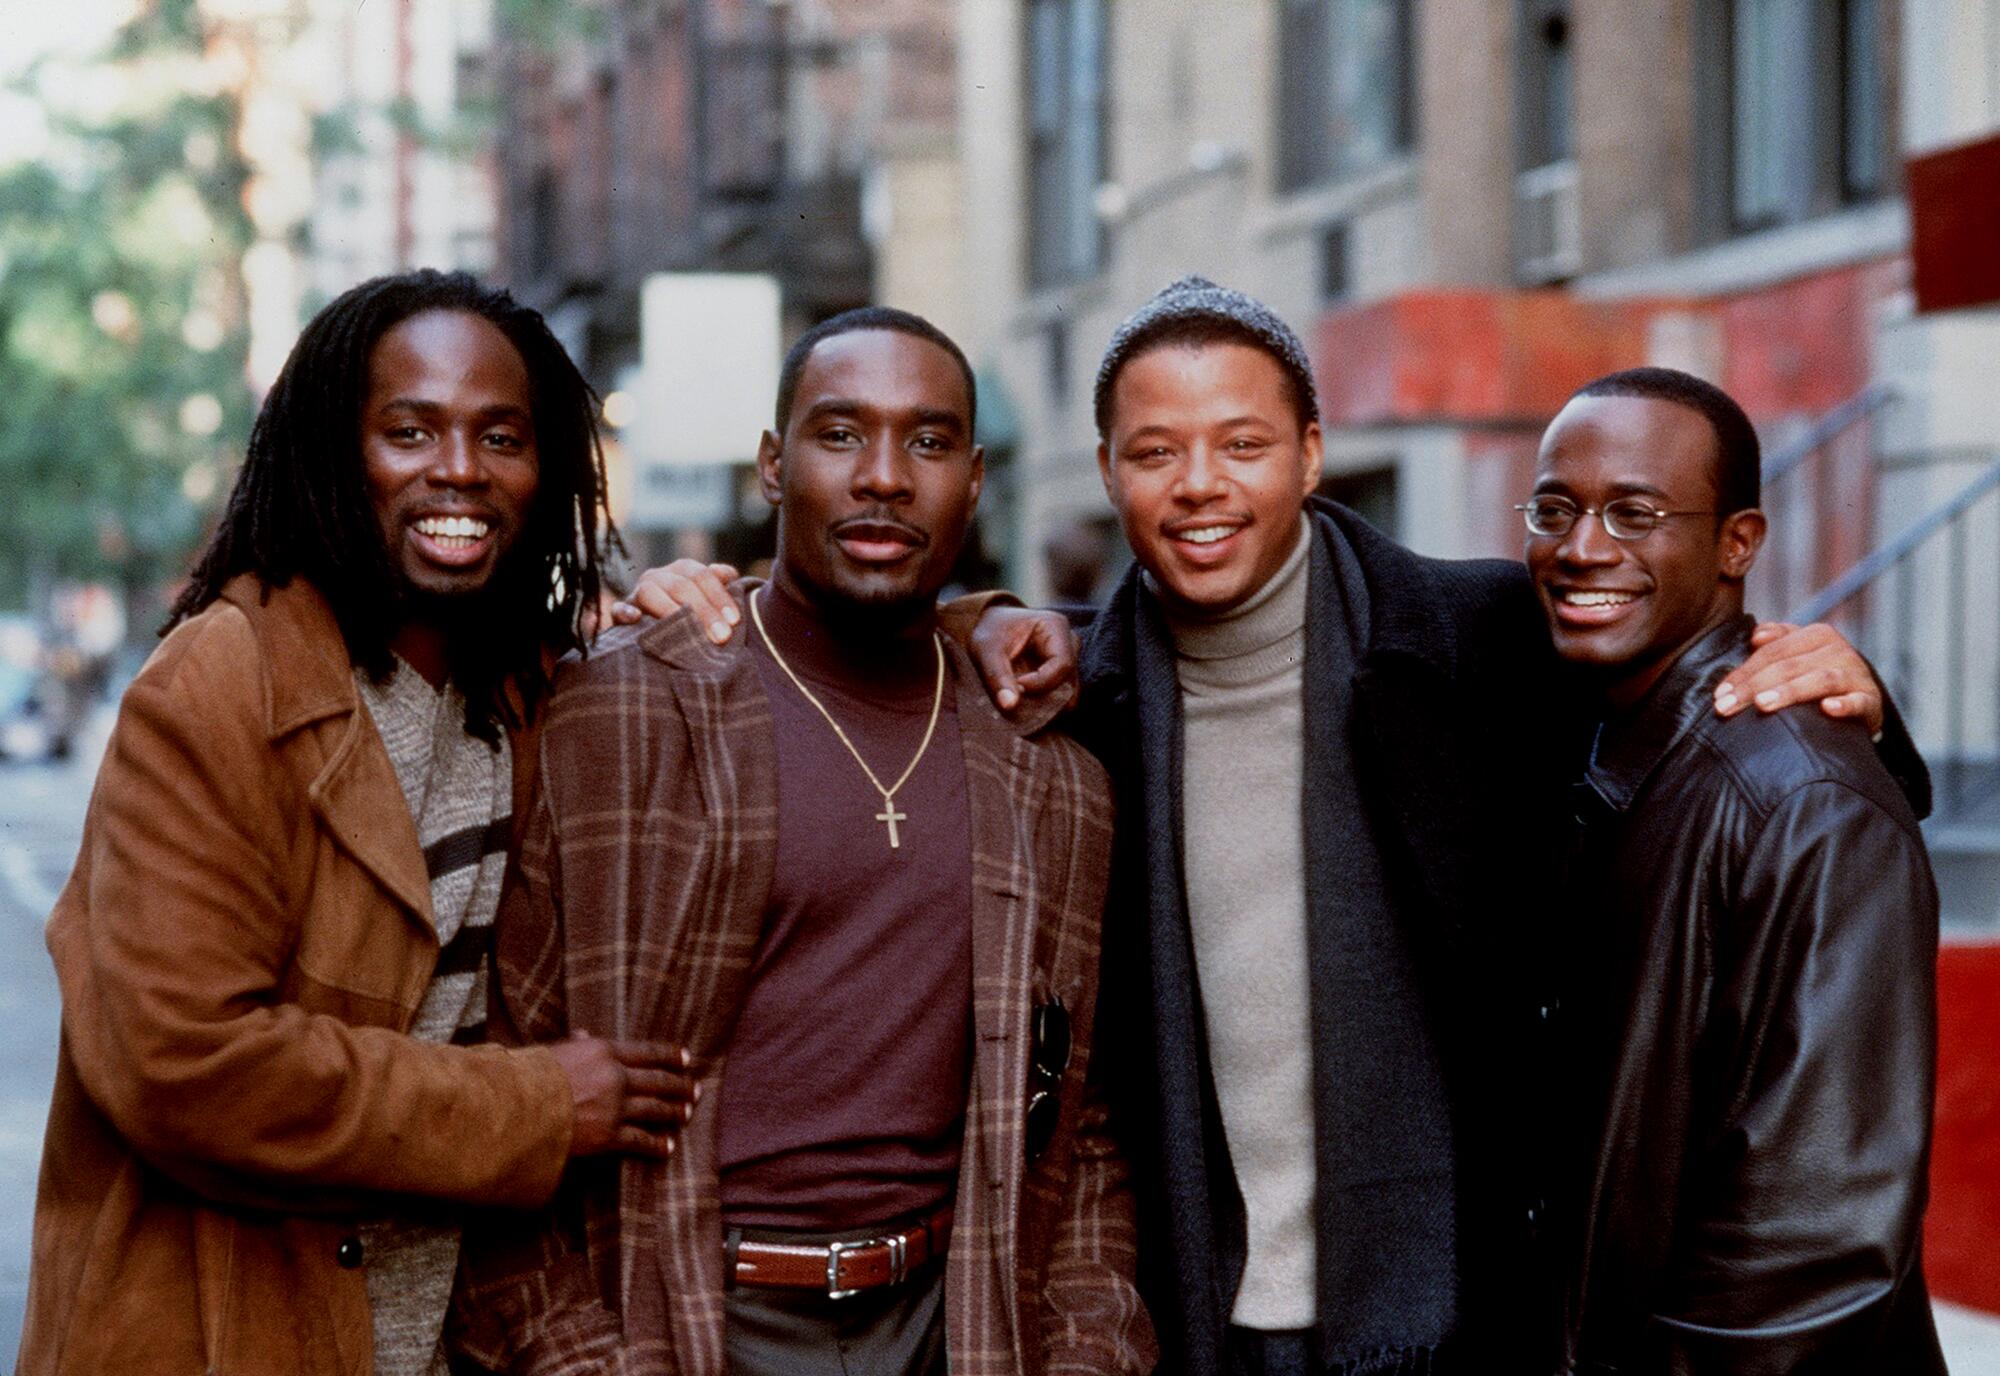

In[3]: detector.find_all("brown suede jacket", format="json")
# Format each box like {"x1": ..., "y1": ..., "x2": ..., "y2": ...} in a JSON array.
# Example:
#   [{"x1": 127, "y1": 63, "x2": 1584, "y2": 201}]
[{"x1": 17, "y1": 575, "x2": 574, "y2": 1376}]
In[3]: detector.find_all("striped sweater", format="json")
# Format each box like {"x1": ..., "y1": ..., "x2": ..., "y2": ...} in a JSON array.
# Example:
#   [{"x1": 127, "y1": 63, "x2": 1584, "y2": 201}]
[{"x1": 355, "y1": 662, "x2": 513, "y2": 1376}]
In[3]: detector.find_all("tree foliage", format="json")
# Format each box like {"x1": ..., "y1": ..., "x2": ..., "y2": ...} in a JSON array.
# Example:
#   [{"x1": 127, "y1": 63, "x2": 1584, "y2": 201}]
[
  {"x1": 496, "y1": 0, "x2": 607, "y2": 54},
  {"x1": 0, "y1": 0, "x2": 254, "y2": 613}
]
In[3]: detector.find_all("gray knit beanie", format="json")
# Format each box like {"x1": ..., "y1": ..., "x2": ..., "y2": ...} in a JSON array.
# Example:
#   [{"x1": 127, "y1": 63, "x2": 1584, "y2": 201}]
[{"x1": 1092, "y1": 275, "x2": 1320, "y2": 435}]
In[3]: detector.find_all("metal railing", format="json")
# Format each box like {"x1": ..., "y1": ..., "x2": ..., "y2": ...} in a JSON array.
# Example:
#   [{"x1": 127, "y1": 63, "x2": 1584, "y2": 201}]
[
  {"x1": 1754, "y1": 383, "x2": 1895, "y2": 620},
  {"x1": 1763, "y1": 382, "x2": 1895, "y2": 484},
  {"x1": 1788, "y1": 455, "x2": 2000, "y2": 821}
]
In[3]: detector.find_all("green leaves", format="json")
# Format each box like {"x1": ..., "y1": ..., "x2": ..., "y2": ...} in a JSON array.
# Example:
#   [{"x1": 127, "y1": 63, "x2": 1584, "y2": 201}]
[{"x1": 0, "y1": 9, "x2": 252, "y2": 608}]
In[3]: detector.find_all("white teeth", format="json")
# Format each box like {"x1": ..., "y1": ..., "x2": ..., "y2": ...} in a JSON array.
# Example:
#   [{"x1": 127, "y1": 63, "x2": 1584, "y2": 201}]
[
  {"x1": 1564, "y1": 590, "x2": 1637, "y2": 607},
  {"x1": 1176, "y1": 526, "x2": 1238, "y2": 545},
  {"x1": 415, "y1": 515, "x2": 491, "y2": 542}
]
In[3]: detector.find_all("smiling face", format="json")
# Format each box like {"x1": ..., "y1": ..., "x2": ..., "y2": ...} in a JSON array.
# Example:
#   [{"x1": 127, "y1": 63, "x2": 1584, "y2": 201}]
[
  {"x1": 360, "y1": 309, "x2": 539, "y2": 605},
  {"x1": 1527, "y1": 393, "x2": 1765, "y2": 705},
  {"x1": 1097, "y1": 342, "x2": 1321, "y2": 616},
  {"x1": 759, "y1": 327, "x2": 983, "y2": 622}
]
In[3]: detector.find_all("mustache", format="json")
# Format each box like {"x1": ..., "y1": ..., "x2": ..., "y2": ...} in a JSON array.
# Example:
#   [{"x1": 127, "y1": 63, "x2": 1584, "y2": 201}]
[{"x1": 830, "y1": 511, "x2": 930, "y2": 546}]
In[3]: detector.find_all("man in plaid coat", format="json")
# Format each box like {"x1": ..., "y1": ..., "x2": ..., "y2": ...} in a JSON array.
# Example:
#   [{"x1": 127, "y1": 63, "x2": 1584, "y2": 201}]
[{"x1": 456, "y1": 308, "x2": 1154, "y2": 1376}]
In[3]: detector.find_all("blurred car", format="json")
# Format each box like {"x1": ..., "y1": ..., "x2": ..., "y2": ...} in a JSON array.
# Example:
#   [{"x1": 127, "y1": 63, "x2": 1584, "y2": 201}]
[{"x1": 0, "y1": 659, "x2": 67, "y2": 762}]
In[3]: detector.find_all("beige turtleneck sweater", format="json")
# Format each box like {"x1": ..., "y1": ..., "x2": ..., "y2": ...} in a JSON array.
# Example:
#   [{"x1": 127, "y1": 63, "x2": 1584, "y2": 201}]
[{"x1": 1160, "y1": 515, "x2": 1317, "y2": 1330}]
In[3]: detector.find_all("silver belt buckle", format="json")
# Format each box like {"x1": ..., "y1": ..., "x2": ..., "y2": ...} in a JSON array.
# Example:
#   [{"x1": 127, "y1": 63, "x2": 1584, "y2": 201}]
[{"x1": 825, "y1": 1232, "x2": 908, "y2": 1300}]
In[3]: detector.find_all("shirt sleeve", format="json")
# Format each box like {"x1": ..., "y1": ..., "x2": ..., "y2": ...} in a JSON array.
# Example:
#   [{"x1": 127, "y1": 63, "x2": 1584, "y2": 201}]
[{"x1": 1646, "y1": 780, "x2": 1938, "y2": 1371}]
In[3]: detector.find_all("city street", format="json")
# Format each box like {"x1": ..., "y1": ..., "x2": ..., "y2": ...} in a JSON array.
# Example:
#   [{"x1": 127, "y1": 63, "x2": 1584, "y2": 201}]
[
  {"x1": 0, "y1": 709, "x2": 1993, "y2": 1372},
  {"x1": 0, "y1": 714, "x2": 100, "y2": 1366}
]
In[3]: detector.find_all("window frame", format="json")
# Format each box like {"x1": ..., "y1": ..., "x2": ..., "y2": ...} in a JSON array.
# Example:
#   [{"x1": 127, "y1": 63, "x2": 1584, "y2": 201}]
[
  {"x1": 1272, "y1": 0, "x2": 1416, "y2": 196},
  {"x1": 1023, "y1": 0, "x2": 1111, "y2": 290},
  {"x1": 1696, "y1": 0, "x2": 1895, "y2": 242}
]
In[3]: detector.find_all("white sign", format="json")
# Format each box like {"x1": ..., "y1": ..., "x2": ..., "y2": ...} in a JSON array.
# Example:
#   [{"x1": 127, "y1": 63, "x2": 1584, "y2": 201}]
[
  {"x1": 632, "y1": 272, "x2": 782, "y2": 471},
  {"x1": 631, "y1": 463, "x2": 734, "y2": 530}
]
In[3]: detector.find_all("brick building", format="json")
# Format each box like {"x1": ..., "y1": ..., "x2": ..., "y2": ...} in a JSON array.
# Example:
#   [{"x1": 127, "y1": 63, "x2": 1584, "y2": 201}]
[
  {"x1": 489, "y1": 0, "x2": 968, "y2": 563},
  {"x1": 304, "y1": 0, "x2": 503, "y2": 296}
]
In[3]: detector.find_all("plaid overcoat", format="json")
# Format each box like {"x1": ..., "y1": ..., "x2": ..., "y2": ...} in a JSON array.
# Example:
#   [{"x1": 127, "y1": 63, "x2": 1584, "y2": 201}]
[{"x1": 457, "y1": 595, "x2": 1155, "y2": 1376}]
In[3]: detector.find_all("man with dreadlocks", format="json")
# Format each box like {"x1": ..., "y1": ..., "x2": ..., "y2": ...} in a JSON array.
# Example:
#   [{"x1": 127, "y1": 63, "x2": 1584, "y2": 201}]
[{"x1": 16, "y1": 270, "x2": 698, "y2": 1376}]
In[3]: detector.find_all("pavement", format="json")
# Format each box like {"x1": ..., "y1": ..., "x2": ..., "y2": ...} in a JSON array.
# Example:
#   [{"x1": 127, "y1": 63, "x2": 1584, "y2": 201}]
[
  {"x1": 1942, "y1": 1302, "x2": 2000, "y2": 1372},
  {"x1": 0, "y1": 705, "x2": 1995, "y2": 1372},
  {"x1": 0, "y1": 710, "x2": 101, "y2": 1369}
]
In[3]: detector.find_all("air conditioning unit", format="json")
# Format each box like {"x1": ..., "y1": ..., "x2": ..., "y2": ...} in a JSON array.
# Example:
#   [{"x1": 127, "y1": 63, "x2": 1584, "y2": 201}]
[{"x1": 1516, "y1": 159, "x2": 1581, "y2": 284}]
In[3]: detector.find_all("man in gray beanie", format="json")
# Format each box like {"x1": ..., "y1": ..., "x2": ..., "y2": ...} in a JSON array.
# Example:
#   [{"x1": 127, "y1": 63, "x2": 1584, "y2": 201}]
[{"x1": 622, "y1": 275, "x2": 1914, "y2": 1375}]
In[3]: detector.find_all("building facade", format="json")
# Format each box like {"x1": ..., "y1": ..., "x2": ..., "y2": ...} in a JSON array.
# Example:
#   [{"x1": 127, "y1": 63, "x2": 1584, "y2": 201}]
[
  {"x1": 966, "y1": 2, "x2": 1989, "y2": 584},
  {"x1": 489, "y1": 0, "x2": 968, "y2": 565},
  {"x1": 962, "y1": 1, "x2": 2000, "y2": 849},
  {"x1": 303, "y1": 0, "x2": 504, "y2": 298}
]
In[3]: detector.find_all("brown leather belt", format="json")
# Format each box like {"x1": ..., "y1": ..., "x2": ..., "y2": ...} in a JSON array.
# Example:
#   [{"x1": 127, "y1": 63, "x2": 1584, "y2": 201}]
[{"x1": 729, "y1": 1206, "x2": 953, "y2": 1299}]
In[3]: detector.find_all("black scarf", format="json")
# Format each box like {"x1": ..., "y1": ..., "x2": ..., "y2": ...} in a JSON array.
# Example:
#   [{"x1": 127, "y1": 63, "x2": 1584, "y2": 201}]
[{"x1": 1120, "y1": 506, "x2": 1459, "y2": 1374}]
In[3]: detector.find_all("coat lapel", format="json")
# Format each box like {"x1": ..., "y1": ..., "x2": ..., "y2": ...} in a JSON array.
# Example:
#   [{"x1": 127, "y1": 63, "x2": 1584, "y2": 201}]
[
  {"x1": 1086, "y1": 572, "x2": 1237, "y2": 1370},
  {"x1": 629, "y1": 607, "x2": 779, "y2": 1376},
  {"x1": 1330, "y1": 506, "x2": 1484, "y2": 941},
  {"x1": 221, "y1": 577, "x2": 436, "y2": 934},
  {"x1": 951, "y1": 644, "x2": 1040, "y2": 1373},
  {"x1": 307, "y1": 709, "x2": 437, "y2": 930}
]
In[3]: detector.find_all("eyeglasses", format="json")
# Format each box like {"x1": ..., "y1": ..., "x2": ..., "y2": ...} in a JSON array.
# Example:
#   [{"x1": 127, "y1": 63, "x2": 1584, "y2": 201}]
[
  {"x1": 1515, "y1": 496, "x2": 1715, "y2": 541},
  {"x1": 1025, "y1": 998, "x2": 1072, "y2": 1162}
]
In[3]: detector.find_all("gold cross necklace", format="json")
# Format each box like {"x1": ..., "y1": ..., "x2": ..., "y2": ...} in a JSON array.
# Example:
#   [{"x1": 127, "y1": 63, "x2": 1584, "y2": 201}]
[{"x1": 749, "y1": 586, "x2": 945, "y2": 851}]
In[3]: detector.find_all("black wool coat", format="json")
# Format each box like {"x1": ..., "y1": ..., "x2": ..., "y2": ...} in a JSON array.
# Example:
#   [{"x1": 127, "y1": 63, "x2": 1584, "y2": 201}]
[{"x1": 1065, "y1": 499, "x2": 1580, "y2": 1375}]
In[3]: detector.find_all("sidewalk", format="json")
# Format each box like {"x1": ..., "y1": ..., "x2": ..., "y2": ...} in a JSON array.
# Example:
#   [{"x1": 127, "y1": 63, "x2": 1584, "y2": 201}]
[{"x1": 1942, "y1": 1299, "x2": 2000, "y2": 1373}]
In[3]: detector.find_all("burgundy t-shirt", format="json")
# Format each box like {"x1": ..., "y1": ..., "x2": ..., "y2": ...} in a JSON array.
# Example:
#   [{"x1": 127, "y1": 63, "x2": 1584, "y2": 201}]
[{"x1": 716, "y1": 581, "x2": 975, "y2": 1229}]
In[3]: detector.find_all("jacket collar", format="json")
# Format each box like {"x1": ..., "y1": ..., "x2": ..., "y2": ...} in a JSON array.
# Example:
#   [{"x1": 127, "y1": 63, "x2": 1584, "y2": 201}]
[
  {"x1": 220, "y1": 575, "x2": 363, "y2": 738},
  {"x1": 217, "y1": 574, "x2": 439, "y2": 931},
  {"x1": 1584, "y1": 614, "x2": 1754, "y2": 813},
  {"x1": 1312, "y1": 496, "x2": 1455, "y2": 676},
  {"x1": 643, "y1": 579, "x2": 1067, "y2": 739}
]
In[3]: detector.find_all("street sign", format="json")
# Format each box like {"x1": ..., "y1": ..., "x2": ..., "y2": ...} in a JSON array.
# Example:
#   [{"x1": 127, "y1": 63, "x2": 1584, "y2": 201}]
[
  {"x1": 624, "y1": 272, "x2": 780, "y2": 531},
  {"x1": 630, "y1": 462, "x2": 734, "y2": 530},
  {"x1": 632, "y1": 272, "x2": 781, "y2": 467}
]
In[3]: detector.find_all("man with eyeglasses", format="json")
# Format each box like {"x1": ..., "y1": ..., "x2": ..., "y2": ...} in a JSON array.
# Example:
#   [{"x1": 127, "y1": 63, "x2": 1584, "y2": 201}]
[
  {"x1": 454, "y1": 307, "x2": 1153, "y2": 1376},
  {"x1": 1525, "y1": 367, "x2": 1945, "y2": 1375}
]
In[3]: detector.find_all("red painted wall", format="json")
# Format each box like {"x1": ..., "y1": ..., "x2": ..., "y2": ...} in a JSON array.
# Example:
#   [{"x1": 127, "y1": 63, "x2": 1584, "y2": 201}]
[
  {"x1": 1928, "y1": 942, "x2": 2000, "y2": 1313},
  {"x1": 1314, "y1": 289, "x2": 1673, "y2": 427},
  {"x1": 1715, "y1": 258, "x2": 1904, "y2": 416},
  {"x1": 1313, "y1": 261, "x2": 1904, "y2": 429},
  {"x1": 1312, "y1": 264, "x2": 1902, "y2": 598}
]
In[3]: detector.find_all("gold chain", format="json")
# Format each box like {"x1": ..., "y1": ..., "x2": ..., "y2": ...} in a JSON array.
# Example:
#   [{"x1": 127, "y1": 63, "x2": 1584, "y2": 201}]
[{"x1": 748, "y1": 587, "x2": 945, "y2": 849}]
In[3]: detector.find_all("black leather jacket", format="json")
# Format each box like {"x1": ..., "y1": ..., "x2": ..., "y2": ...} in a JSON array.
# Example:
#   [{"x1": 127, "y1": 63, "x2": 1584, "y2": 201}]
[{"x1": 1554, "y1": 617, "x2": 1945, "y2": 1376}]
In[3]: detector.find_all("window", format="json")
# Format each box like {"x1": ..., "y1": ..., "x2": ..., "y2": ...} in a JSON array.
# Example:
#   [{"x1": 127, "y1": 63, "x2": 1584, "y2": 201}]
[
  {"x1": 525, "y1": 168, "x2": 560, "y2": 280},
  {"x1": 1274, "y1": 0, "x2": 1414, "y2": 193},
  {"x1": 1703, "y1": 0, "x2": 1891, "y2": 236},
  {"x1": 1024, "y1": 0, "x2": 1109, "y2": 288},
  {"x1": 1516, "y1": 0, "x2": 1573, "y2": 171},
  {"x1": 1319, "y1": 467, "x2": 1397, "y2": 536},
  {"x1": 1514, "y1": 0, "x2": 1578, "y2": 282}
]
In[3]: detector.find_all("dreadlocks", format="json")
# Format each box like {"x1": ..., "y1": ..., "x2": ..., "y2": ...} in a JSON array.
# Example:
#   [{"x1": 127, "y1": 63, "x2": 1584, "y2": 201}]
[{"x1": 170, "y1": 269, "x2": 617, "y2": 742}]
